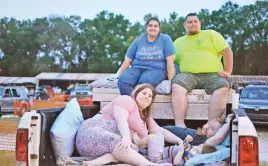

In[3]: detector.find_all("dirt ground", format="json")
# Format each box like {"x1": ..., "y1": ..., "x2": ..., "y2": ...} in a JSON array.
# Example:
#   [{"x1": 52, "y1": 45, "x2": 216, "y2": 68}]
[{"x1": 0, "y1": 151, "x2": 15, "y2": 166}]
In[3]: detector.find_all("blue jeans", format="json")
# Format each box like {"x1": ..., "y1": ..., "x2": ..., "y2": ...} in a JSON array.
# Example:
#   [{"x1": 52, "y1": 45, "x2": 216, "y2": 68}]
[
  {"x1": 118, "y1": 67, "x2": 166, "y2": 96},
  {"x1": 163, "y1": 126, "x2": 207, "y2": 146}
]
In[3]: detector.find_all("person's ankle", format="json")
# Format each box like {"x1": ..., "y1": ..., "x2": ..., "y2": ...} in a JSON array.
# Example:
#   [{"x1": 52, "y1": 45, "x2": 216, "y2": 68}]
[{"x1": 176, "y1": 124, "x2": 186, "y2": 128}]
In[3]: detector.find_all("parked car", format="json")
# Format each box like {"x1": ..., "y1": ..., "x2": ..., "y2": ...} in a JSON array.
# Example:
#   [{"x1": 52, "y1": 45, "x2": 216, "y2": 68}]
[
  {"x1": 0, "y1": 86, "x2": 30, "y2": 117},
  {"x1": 70, "y1": 84, "x2": 92, "y2": 99},
  {"x1": 239, "y1": 84, "x2": 268, "y2": 124}
]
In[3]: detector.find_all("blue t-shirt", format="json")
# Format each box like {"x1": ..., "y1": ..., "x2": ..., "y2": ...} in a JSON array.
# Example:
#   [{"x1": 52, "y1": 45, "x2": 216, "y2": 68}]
[{"x1": 126, "y1": 33, "x2": 176, "y2": 71}]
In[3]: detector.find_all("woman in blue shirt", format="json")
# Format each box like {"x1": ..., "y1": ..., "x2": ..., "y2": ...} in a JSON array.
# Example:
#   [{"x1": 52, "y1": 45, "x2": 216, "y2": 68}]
[{"x1": 117, "y1": 17, "x2": 176, "y2": 95}]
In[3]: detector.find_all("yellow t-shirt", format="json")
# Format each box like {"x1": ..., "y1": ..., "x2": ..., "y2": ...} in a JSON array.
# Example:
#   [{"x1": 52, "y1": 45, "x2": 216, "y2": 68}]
[{"x1": 174, "y1": 30, "x2": 229, "y2": 73}]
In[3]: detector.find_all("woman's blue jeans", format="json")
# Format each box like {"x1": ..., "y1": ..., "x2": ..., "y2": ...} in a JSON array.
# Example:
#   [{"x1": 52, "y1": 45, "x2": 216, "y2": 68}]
[{"x1": 118, "y1": 67, "x2": 166, "y2": 96}]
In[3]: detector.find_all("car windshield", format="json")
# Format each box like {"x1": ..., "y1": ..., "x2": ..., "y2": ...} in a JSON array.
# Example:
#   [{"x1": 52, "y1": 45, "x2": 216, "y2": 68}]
[
  {"x1": 74, "y1": 85, "x2": 89, "y2": 91},
  {"x1": 0, "y1": 87, "x2": 4, "y2": 95},
  {"x1": 241, "y1": 87, "x2": 268, "y2": 100}
]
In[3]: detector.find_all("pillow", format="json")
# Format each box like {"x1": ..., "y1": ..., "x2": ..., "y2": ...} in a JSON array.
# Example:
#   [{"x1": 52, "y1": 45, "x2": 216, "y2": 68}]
[
  {"x1": 155, "y1": 80, "x2": 171, "y2": 94},
  {"x1": 50, "y1": 98, "x2": 84, "y2": 158},
  {"x1": 89, "y1": 77, "x2": 118, "y2": 89}
]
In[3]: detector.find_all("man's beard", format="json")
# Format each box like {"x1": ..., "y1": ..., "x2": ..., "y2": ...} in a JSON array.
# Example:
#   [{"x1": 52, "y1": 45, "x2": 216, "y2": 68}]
[{"x1": 188, "y1": 31, "x2": 199, "y2": 36}]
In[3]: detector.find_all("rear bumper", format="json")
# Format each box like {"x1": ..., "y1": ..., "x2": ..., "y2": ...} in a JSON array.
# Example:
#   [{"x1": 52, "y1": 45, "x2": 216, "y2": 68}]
[
  {"x1": 0, "y1": 109, "x2": 13, "y2": 114},
  {"x1": 245, "y1": 111, "x2": 268, "y2": 125},
  {"x1": 251, "y1": 121, "x2": 268, "y2": 125}
]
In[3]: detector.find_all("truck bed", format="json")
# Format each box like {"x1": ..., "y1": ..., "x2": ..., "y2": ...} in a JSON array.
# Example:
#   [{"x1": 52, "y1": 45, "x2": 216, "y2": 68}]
[
  {"x1": 36, "y1": 104, "x2": 211, "y2": 166},
  {"x1": 38, "y1": 105, "x2": 99, "y2": 166},
  {"x1": 22, "y1": 86, "x2": 258, "y2": 166},
  {"x1": 37, "y1": 88, "x2": 235, "y2": 165}
]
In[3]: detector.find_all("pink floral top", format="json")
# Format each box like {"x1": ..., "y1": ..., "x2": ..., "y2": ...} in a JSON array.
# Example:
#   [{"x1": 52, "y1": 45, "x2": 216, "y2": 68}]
[{"x1": 100, "y1": 95, "x2": 157, "y2": 138}]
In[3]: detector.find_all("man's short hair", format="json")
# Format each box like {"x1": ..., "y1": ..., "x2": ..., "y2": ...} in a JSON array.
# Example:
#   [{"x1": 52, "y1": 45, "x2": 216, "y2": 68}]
[{"x1": 185, "y1": 13, "x2": 199, "y2": 22}]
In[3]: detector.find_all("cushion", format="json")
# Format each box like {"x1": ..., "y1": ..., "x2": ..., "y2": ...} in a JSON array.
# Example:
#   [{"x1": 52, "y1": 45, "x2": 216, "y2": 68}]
[
  {"x1": 89, "y1": 77, "x2": 118, "y2": 89},
  {"x1": 155, "y1": 80, "x2": 171, "y2": 94},
  {"x1": 50, "y1": 98, "x2": 84, "y2": 158}
]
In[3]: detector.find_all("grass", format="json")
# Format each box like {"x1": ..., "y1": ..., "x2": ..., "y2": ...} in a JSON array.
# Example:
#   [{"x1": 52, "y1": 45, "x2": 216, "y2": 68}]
[
  {"x1": 0, "y1": 117, "x2": 20, "y2": 121},
  {"x1": 260, "y1": 161, "x2": 268, "y2": 166}
]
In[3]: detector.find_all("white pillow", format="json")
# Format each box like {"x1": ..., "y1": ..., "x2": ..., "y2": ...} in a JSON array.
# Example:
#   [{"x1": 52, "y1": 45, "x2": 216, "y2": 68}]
[
  {"x1": 50, "y1": 98, "x2": 84, "y2": 158},
  {"x1": 155, "y1": 80, "x2": 171, "y2": 94}
]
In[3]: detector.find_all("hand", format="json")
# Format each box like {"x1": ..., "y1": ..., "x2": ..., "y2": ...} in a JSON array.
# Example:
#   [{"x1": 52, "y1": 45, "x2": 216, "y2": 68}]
[
  {"x1": 112, "y1": 79, "x2": 118, "y2": 87},
  {"x1": 118, "y1": 138, "x2": 133, "y2": 152},
  {"x1": 226, "y1": 113, "x2": 234, "y2": 123},
  {"x1": 132, "y1": 132, "x2": 140, "y2": 145},
  {"x1": 218, "y1": 71, "x2": 231, "y2": 78},
  {"x1": 131, "y1": 144, "x2": 139, "y2": 151},
  {"x1": 177, "y1": 139, "x2": 184, "y2": 150}
]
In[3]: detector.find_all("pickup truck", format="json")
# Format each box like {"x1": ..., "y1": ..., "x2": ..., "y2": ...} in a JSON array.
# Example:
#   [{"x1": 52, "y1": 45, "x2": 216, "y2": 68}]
[
  {"x1": 239, "y1": 84, "x2": 268, "y2": 125},
  {"x1": 15, "y1": 86, "x2": 259, "y2": 166}
]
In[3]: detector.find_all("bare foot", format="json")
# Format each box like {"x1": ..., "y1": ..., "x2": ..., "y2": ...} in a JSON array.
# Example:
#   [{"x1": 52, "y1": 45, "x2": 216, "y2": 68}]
[{"x1": 82, "y1": 161, "x2": 88, "y2": 166}]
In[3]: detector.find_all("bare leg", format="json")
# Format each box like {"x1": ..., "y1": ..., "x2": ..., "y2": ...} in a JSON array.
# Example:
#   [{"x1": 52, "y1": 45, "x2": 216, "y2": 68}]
[
  {"x1": 209, "y1": 87, "x2": 229, "y2": 121},
  {"x1": 173, "y1": 145, "x2": 184, "y2": 165},
  {"x1": 82, "y1": 153, "x2": 118, "y2": 166},
  {"x1": 148, "y1": 132, "x2": 164, "y2": 162},
  {"x1": 112, "y1": 142, "x2": 171, "y2": 166},
  {"x1": 112, "y1": 142, "x2": 154, "y2": 165},
  {"x1": 171, "y1": 84, "x2": 188, "y2": 128}
]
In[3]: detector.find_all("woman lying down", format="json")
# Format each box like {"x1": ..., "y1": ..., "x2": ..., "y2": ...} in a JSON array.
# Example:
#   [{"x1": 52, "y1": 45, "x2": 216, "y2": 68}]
[{"x1": 133, "y1": 133, "x2": 216, "y2": 165}]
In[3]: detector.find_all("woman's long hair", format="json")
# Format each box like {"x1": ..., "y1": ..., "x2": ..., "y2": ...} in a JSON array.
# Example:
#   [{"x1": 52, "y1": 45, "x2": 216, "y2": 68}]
[{"x1": 131, "y1": 84, "x2": 156, "y2": 128}]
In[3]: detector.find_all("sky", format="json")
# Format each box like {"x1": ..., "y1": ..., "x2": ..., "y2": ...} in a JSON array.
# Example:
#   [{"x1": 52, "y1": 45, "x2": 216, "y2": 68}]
[{"x1": 0, "y1": 0, "x2": 257, "y2": 23}]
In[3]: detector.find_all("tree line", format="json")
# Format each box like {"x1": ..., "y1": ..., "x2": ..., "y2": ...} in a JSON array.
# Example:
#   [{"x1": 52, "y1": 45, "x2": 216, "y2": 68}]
[{"x1": 0, "y1": 0, "x2": 267, "y2": 76}]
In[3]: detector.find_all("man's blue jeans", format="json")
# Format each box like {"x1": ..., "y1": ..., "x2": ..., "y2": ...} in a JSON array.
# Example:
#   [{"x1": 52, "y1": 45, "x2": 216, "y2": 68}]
[
  {"x1": 163, "y1": 126, "x2": 207, "y2": 145},
  {"x1": 118, "y1": 67, "x2": 166, "y2": 96}
]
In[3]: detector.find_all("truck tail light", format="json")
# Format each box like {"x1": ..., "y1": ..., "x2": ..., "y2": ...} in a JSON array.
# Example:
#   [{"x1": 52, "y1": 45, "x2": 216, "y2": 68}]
[
  {"x1": 239, "y1": 136, "x2": 259, "y2": 166},
  {"x1": 16, "y1": 129, "x2": 29, "y2": 166}
]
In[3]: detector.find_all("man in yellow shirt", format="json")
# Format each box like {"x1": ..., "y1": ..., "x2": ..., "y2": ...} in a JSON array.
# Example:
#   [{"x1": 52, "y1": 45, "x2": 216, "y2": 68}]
[{"x1": 171, "y1": 13, "x2": 233, "y2": 128}]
